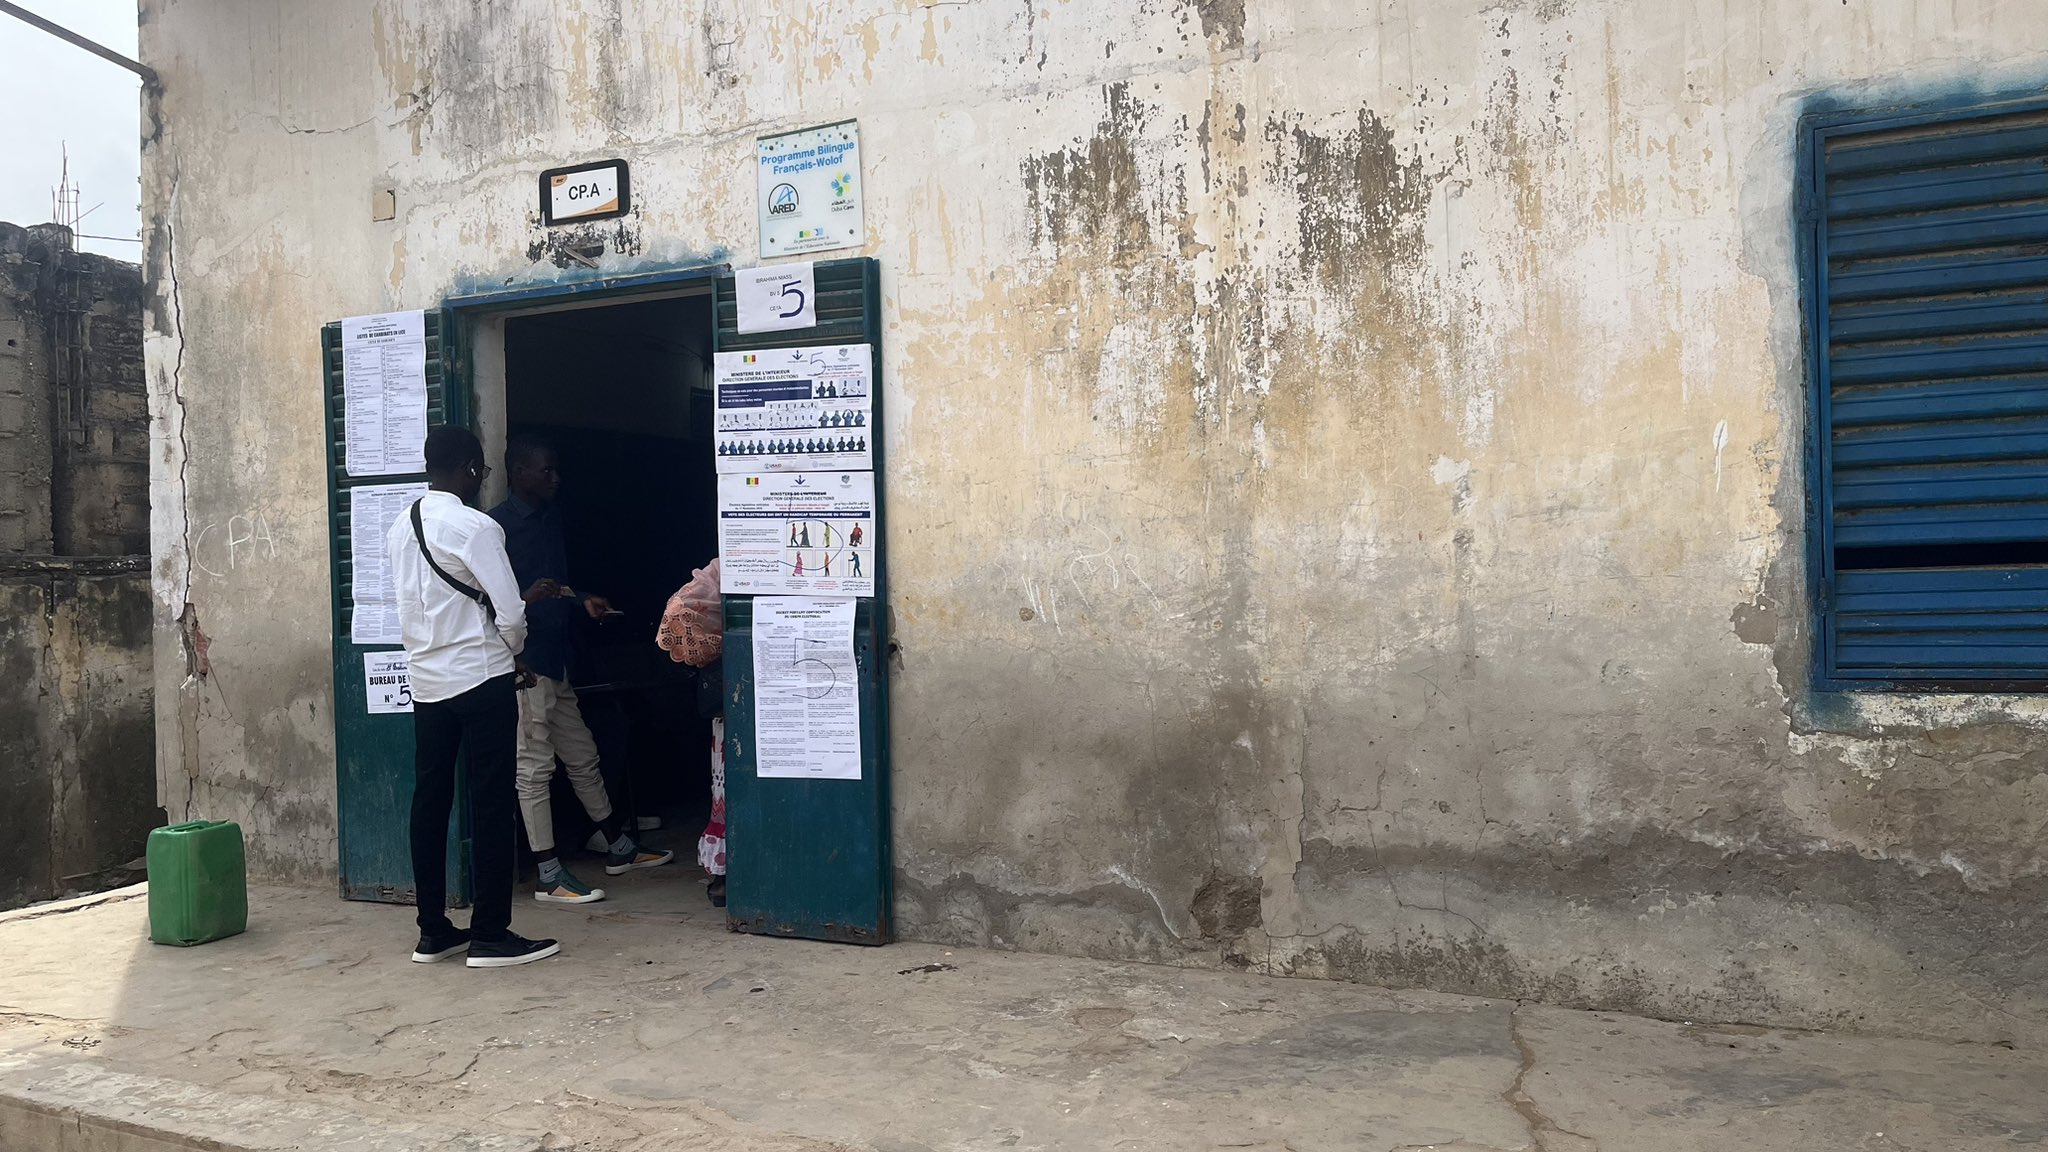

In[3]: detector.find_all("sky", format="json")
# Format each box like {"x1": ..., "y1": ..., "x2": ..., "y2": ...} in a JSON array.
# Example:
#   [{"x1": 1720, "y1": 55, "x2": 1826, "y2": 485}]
[{"x1": 0, "y1": 0, "x2": 143, "y2": 261}]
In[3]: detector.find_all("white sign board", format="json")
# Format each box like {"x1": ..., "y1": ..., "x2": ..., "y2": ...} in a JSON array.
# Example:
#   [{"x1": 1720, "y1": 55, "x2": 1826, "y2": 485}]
[
  {"x1": 714, "y1": 343, "x2": 872, "y2": 473},
  {"x1": 735, "y1": 262, "x2": 817, "y2": 334},
  {"x1": 543, "y1": 160, "x2": 627, "y2": 224},
  {"x1": 717, "y1": 472, "x2": 876, "y2": 598},
  {"x1": 364, "y1": 651, "x2": 414, "y2": 714},
  {"x1": 339, "y1": 310, "x2": 428, "y2": 477},
  {"x1": 757, "y1": 122, "x2": 863, "y2": 258},
  {"x1": 752, "y1": 598, "x2": 861, "y2": 780},
  {"x1": 348, "y1": 482, "x2": 428, "y2": 645}
]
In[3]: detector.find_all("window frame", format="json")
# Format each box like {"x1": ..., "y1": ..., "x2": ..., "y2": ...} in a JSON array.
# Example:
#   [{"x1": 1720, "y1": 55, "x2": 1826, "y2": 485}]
[{"x1": 1799, "y1": 93, "x2": 2048, "y2": 694}]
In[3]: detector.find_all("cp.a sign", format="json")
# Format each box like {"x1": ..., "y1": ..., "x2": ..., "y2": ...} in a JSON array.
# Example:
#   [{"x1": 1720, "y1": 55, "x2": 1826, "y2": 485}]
[{"x1": 539, "y1": 159, "x2": 630, "y2": 226}]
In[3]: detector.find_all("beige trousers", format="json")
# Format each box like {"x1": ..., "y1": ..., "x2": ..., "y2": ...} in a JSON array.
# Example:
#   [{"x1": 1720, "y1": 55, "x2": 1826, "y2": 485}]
[{"x1": 515, "y1": 675, "x2": 612, "y2": 855}]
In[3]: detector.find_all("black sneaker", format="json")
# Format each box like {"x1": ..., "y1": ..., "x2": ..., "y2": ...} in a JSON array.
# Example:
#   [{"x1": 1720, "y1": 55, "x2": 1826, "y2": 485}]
[
  {"x1": 465, "y1": 933, "x2": 561, "y2": 968},
  {"x1": 410, "y1": 928, "x2": 471, "y2": 964}
]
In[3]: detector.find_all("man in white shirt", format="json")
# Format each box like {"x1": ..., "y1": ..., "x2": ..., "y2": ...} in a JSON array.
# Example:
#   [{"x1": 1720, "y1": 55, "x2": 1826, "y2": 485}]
[{"x1": 385, "y1": 425, "x2": 559, "y2": 969}]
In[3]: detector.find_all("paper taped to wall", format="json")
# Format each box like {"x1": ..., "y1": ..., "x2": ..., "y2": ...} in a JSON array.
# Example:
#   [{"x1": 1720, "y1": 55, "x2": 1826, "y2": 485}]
[
  {"x1": 340, "y1": 310, "x2": 428, "y2": 477},
  {"x1": 714, "y1": 343, "x2": 872, "y2": 473},
  {"x1": 717, "y1": 471, "x2": 875, "y2": 597},
  {"x1": 752, "y1": 597, "x2": 860, "y2": 780},
  {"x1": 347, "y1": 482, "x2": 427, "y2": 645}
]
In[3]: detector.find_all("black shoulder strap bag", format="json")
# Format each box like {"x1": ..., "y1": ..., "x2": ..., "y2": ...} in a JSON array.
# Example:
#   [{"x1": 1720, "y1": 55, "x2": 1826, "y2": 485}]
[{"x1": 410, "y1": 500, "x2": 495, "y2": 619}]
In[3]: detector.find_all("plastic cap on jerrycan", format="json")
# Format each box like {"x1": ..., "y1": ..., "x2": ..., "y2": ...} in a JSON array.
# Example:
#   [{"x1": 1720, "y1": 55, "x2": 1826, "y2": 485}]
[{"x1": 146, "y1": 820, "x2": 248, "y2": 946}]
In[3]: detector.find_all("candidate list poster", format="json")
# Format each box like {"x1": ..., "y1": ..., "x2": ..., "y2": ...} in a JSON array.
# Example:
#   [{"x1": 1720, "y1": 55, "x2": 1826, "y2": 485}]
[
  {"x1": 714, "y1": 343, "x2": 872, "y2": 474},
  {"x1": 339, "y1": 310, "x2": 428, "y2": 477},
  {"x1": 347, "y1": 482, "x2": 428, "y2": 645},
  {"x1": 717, "y1": 471, "x2": 875, "y2": 598}
]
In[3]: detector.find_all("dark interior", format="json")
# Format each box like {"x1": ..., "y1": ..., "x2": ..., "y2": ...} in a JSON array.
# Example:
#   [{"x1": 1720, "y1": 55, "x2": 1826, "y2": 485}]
[
  {"x1": 503, "y1": 293, "x2": 718, "y2": 866},
  {"x1": 1835, "y1": 542, "x2": 2048, "y2": 570}
]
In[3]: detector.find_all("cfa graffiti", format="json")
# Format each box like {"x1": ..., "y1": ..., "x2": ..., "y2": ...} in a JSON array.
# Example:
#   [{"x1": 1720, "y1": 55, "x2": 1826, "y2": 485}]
[{"x1": 192, "y1": 512, "x2": 280, "y2": 578}]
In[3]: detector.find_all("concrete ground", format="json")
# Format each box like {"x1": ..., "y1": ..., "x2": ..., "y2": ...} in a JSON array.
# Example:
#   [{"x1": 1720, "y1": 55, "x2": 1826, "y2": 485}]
[{"x1": 0, "y1": 873, "x2": 2042, "y2": 1152}]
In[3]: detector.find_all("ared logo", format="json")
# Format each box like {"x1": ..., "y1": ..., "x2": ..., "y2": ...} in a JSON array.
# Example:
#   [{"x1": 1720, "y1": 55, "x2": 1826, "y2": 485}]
[{"x1": 768, "y1": 182, "x2": 800, "y2": 216}]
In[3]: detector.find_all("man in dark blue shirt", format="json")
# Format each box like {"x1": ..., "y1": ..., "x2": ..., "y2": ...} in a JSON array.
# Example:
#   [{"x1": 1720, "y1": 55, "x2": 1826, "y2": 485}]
[{"x1": 490, "y1": 433, "x2": 671, "y2": 904}]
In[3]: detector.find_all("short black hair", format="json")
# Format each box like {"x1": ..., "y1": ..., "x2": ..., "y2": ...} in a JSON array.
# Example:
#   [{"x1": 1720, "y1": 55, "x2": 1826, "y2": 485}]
[
  {"x1": 424, "y1": 425, "x2": 484, "y2": 474},
  {"x1": 506, "y1": 431, "x2": 555, "y2": 470}
]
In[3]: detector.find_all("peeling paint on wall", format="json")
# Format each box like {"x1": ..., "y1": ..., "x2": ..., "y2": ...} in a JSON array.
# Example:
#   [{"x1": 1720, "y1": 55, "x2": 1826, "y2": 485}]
[
  {"x1": 142, "y1": 0, "x2": 2048, "y2": 1042},
  {"x1": 525, "y1": 211, "x2": 644, "y2": 269}
]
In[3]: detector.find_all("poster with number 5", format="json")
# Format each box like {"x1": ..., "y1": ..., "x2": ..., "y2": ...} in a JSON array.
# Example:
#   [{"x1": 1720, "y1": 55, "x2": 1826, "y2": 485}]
[
  {"x1": 713, "y1": 343, "x2": 872, "y2": 473},
  {"x1": 736, "y1": 262, "x2": 816, "y2": 333}
]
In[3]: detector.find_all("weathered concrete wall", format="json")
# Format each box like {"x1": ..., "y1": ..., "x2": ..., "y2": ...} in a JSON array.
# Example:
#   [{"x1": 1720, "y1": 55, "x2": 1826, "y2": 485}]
[
  {"x1": 142, "y1": 1, "x2": 2048, "y2": 1041},
  {"x1": 0, "y1": 580, "x2": 51, "y2": 905},
  {"x1": 0, "y1": 562, "x2": 160, "y2": 910},
  {"x1": 0, "y1": 223, "x2": 156, "y2": 910},
  {"x1": 53, "y1": 244, "x2": 149, "y2": 560},
  {"x1": 0, "y1": 223, "x2": 150, "y2": 559},
  {"x1": 0, "y1": 226, "x2": 61, "y2": 555}
]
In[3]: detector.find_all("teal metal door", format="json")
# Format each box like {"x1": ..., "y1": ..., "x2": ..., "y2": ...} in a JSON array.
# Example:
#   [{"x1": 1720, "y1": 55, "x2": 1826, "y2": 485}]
[
  {"x1": 322, "y1": 311, "x2": 470, "y2": 903},
  {"x1": 715, "y1": 258, "x2": 893, "y2": 943}
]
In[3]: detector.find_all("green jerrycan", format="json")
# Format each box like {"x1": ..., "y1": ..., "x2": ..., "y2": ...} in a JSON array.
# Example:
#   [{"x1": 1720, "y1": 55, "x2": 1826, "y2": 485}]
[{"x1": 146, "y1": 820, "x2": 248, "y2": 946}]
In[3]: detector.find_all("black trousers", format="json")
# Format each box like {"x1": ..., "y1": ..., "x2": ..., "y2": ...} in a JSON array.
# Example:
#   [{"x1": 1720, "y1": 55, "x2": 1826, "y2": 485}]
[{"x1": 410, "y1": 673, "x2": 518, "y2": 942}]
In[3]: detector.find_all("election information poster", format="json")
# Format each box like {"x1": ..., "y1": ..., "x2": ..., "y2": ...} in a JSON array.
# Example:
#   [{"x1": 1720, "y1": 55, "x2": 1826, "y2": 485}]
[
  {"x1": 717, "y1": 471, "x2": 876, "y2": 598},
  {"x1": 339, "y1": 310, "x2": 428, "y2": 477},
  {"x1": 347, "y1": 482, "x2": 427, "y2": 645},
  {"x1": 363, "y1": 651, "x2": 414, "y2": 714},
  {"x1": 735, "y1": 262, "x2": 817, "y2": 334},
  {"x1": 751, "y1": 597, "x2": 861, "y2": 780},
  {"x1": 714, "y1": 343, "x2": 873, "y2": 474}
]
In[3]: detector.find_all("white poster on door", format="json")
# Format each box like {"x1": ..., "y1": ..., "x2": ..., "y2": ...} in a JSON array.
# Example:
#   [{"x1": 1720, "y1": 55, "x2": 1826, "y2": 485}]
[
  {"x1": 757, "y1": 121, "x2": 863, "y2": 257},
  {"x1": 340, "y1": 310, "x2": 428, "y2": 477},
  {"x1": 735, "y1": 262, "x2": 817, "y2": 333},
  {"x1": 363, "y1": 651, "x2": 414, "y2": 714},
  {"x1": 752, "y1": 597, "x2": 860, "y2": 780},
  {"x1": 348, "y1": 482, "x2": 427, "y2": 645},
  {"x1": 717, "y1": 471, "x2": 875, "y2": 598},
  {"x1": 714, "y1": 343, "x2": 872, "y2": 473}
]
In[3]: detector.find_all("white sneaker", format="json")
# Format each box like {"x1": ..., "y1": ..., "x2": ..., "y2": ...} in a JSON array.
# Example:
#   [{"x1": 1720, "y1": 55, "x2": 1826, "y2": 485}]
[
  {"x1": 605, "y1": 847, "x2": 675, "y2": 876},
  {"x1": 534, "y1": 872, "x2": 606, "y2": 905}
]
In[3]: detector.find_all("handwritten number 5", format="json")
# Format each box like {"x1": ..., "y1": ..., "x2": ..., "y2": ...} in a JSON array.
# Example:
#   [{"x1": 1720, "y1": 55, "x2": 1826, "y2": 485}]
[{"x1": 776, "y1": 279, "x2": 806, "y2": 319}]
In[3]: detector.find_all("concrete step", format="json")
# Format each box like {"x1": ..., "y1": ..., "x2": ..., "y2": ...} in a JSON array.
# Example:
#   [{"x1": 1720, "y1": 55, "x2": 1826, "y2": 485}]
[{"x1": 0, "y1": 1053, "x2": 538, "y2": 1152}]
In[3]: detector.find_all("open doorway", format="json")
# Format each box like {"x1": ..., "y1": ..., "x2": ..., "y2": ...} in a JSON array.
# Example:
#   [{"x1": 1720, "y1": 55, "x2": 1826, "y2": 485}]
[{"x1": 489, "y1": 291, "x2": 718, "y2": 893}]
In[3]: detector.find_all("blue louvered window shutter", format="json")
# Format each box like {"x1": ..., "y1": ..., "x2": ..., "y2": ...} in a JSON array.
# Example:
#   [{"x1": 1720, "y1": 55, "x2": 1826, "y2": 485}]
[{"x1": 1809, "y1": 101, "x2": 2048, "y2": 688}]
